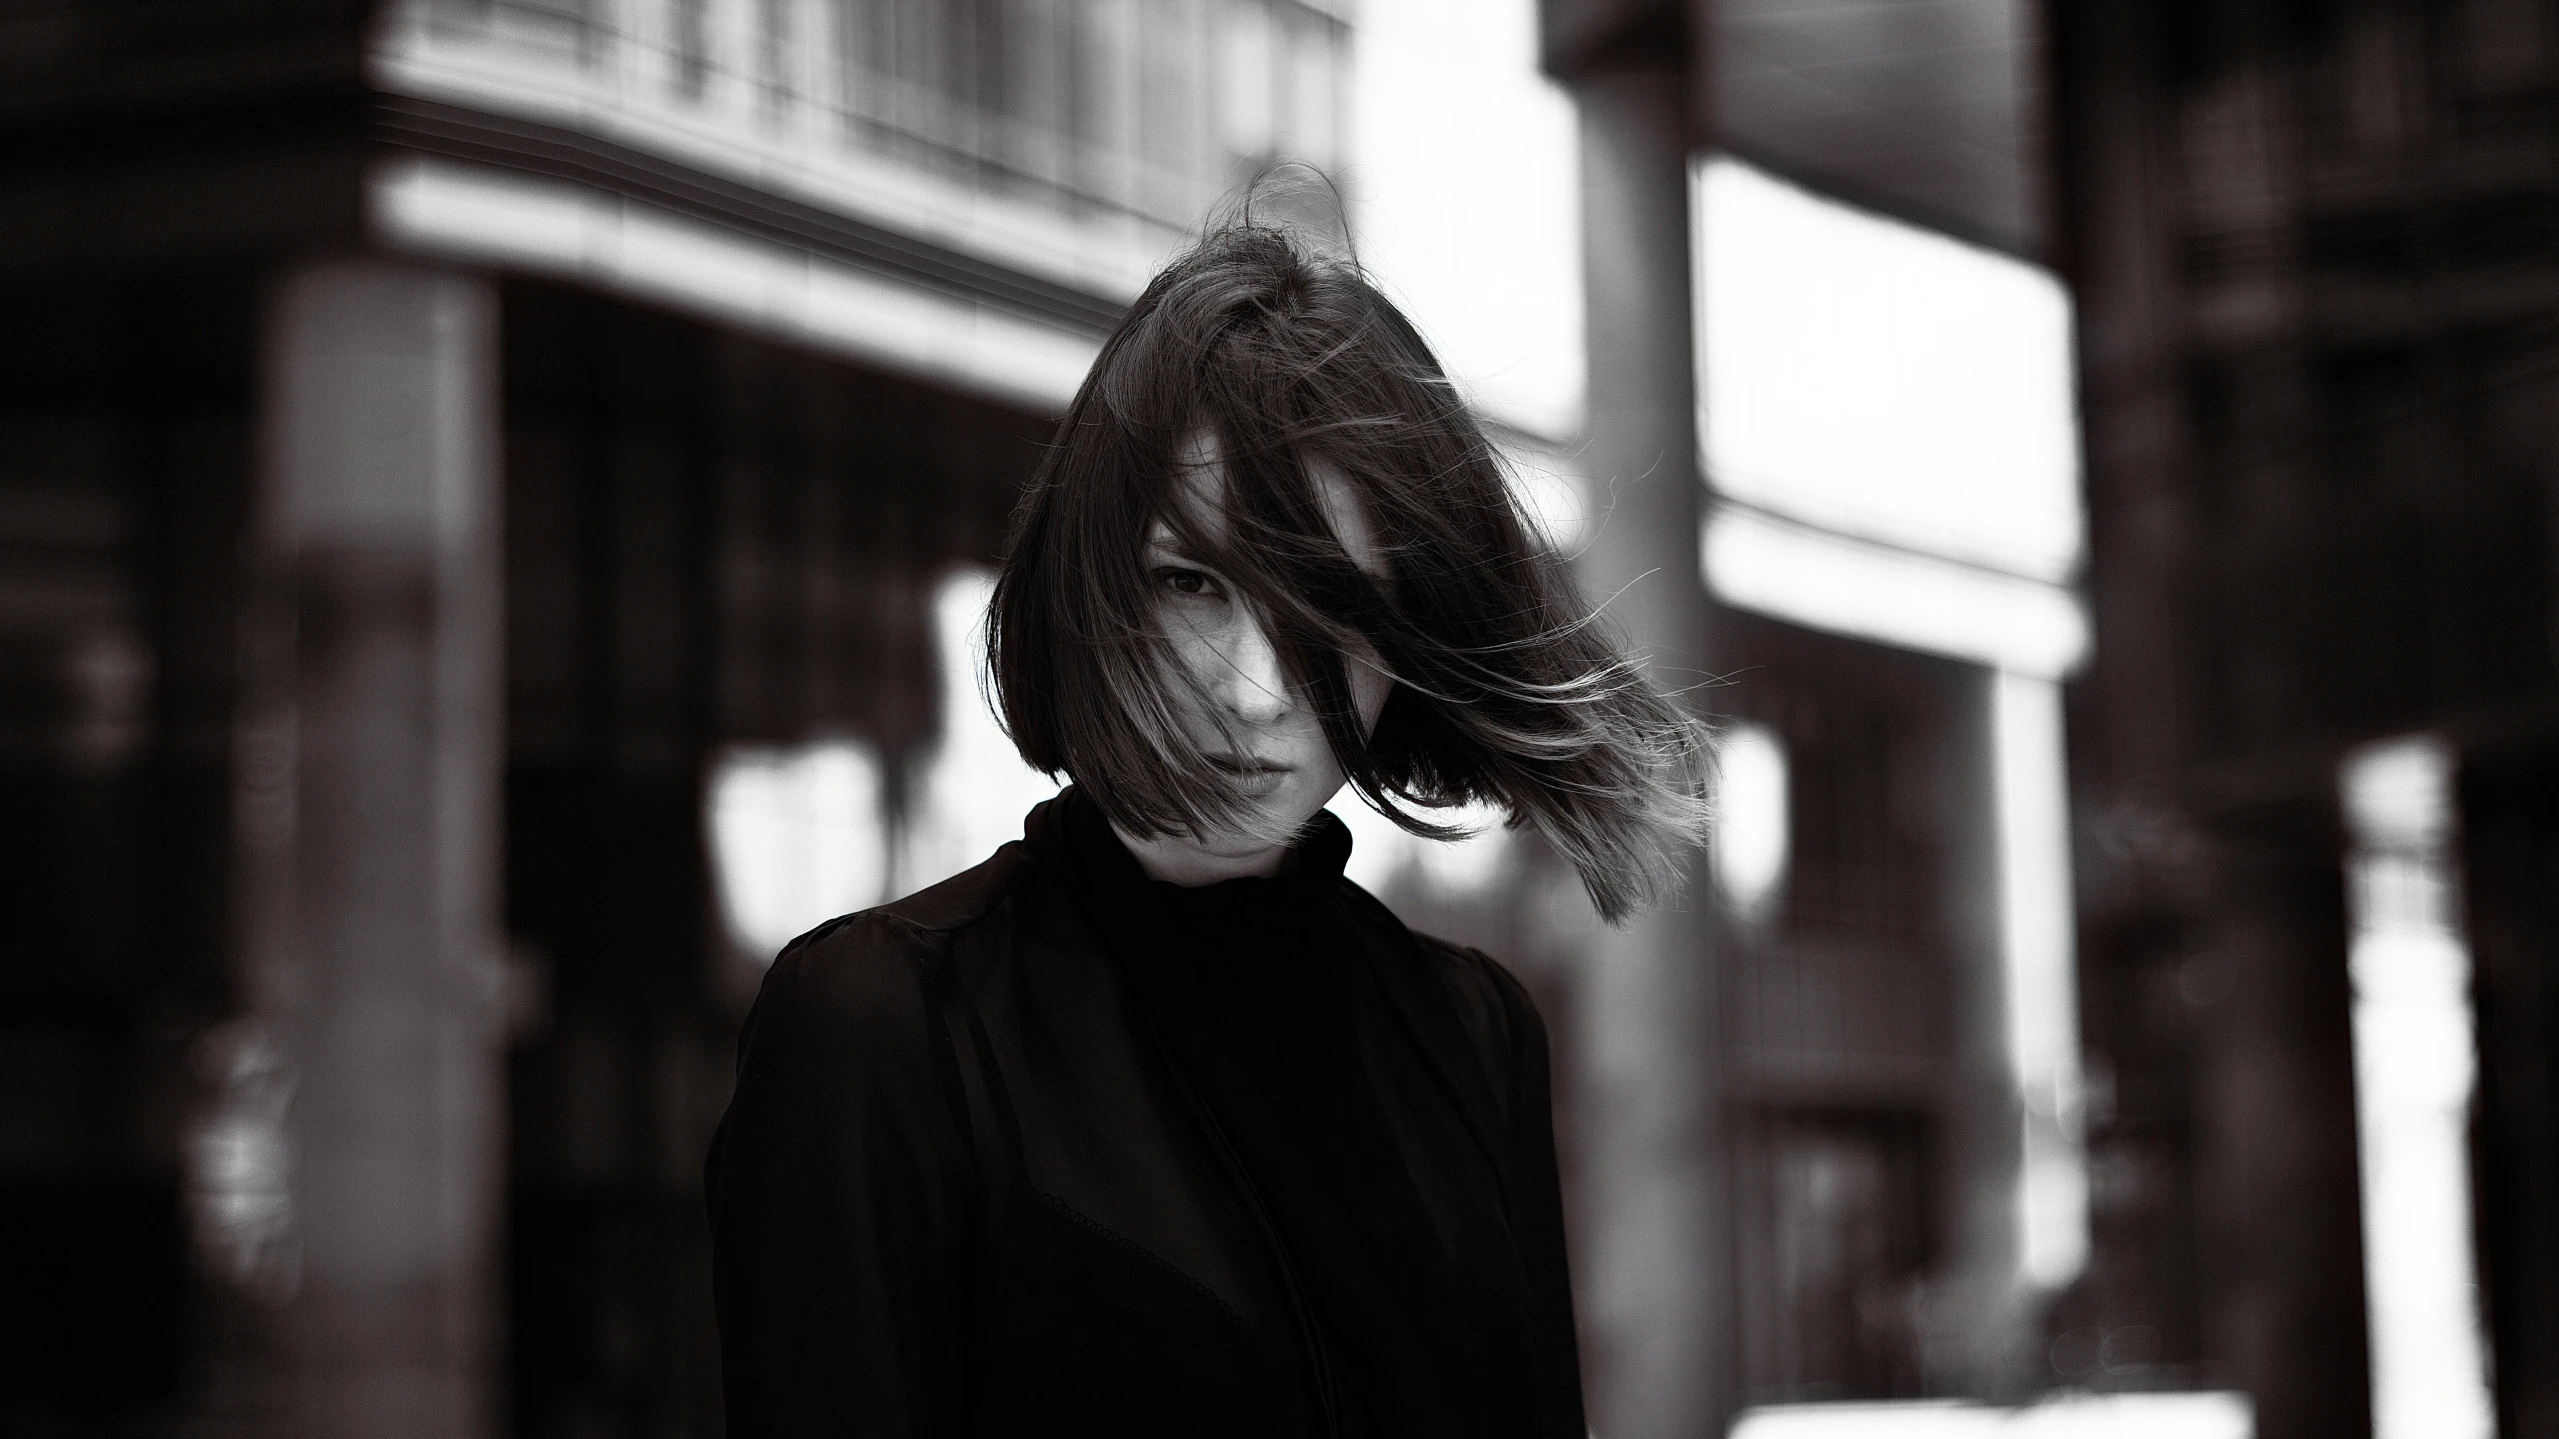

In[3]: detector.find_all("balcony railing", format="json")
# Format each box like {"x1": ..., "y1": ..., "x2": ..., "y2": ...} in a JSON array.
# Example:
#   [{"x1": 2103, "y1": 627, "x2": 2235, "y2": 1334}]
[{"x1": 377, "y1": 0, "x2": 1350, "y2": 300}]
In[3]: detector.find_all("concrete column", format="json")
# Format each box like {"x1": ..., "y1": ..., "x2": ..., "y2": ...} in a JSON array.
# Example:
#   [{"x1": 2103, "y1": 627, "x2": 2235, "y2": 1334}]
[
  {"x1": 2194, "y1": 797, "x2": 2371, "y2": 1439},
  {"x1": 1933, "y1": 667, "x2": 2088, "y2": 1395},
  {"x1": 253, "y1": 259, "x2": 504, "y2": 1439},
  {"x1": 1993, "y1": 672, "x2": 2088, "y2": 1301},
  {"x1": 1929, "y1": 666, "x2": 2031, "y2": 1395},
  {"x1": 1569, "y1": 60, "x2": 1730, "y2": 1439}
]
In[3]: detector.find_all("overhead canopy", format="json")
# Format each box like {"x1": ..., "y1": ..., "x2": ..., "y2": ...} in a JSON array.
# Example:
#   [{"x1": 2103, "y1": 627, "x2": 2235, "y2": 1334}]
[
  {"x1": 1712, "y1": 0, "x2": 2044, "y2": 258},
  {"x1": 1540, "y1": 0, "x2": 2045, "y2": 258}
]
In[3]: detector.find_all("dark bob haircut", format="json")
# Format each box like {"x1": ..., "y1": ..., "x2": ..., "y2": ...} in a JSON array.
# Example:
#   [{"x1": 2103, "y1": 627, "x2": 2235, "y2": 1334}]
[{"x1": 987, "y1": 223, "x2": 1711, "y2": 922}]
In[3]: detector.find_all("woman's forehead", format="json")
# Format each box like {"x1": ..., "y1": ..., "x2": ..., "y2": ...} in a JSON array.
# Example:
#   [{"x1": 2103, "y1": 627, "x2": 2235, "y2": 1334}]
[{"x1": 1161, "y1": 429, "x2": 1385, "y2": 577}]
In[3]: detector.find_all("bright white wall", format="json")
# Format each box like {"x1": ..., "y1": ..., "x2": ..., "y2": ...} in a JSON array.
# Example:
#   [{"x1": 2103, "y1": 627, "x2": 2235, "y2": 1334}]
[
  {"x1": 1689, "y1": 155, "x2": 2089, "y2": 682},
  {"x1": 1729, "y1": 1391, "x2": 2253, "y2": 1439},
  {"x1": 898, "y1": 568, "x2": 1067, "y2": 895},
  {"x1": 708, "y1": 739, "x2": 889, "y2": 957},
  {"x1": 1695, "y1": 156, "x2": 2083, "y2": 586},
  {"x1": 2341, "y1": 736, "x2": 2496, "y2": 1439},
  {"x1": 1349, "y1": 0, "x2": 1584, "y2": 443}
]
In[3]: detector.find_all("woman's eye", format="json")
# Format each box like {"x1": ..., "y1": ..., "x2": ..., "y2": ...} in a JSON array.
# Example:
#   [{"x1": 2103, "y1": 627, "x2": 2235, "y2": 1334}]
[{"x1": 1156, "y1": 567, "x2": 1217, "y2": 598}]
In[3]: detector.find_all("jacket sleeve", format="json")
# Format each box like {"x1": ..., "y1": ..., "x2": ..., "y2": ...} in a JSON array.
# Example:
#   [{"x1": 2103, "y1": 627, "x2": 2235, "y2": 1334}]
[
  {"x1": 706, "y1": 914, "x2": 980, "y2": 1438},
  {"x1": 1484, "y1": 960, "x2": 1591, "y2": 1439}
]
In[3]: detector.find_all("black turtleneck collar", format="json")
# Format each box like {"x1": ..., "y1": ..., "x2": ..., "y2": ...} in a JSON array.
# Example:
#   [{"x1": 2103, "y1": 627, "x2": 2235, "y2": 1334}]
[{"x1": 1023, "y1": 785, "x2": 1355, "y2": 929}]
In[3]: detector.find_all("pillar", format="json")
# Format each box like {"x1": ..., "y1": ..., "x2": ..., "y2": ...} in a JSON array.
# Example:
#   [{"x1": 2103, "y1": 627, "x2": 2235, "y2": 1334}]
[
  {"x1": 2193, "y1": 795, "x2": 2371, "y2": 1439},
  {"x1": 1935, "y1": 667, "x2": 2091, "y2": 1394},
  {"x1": 250, "y1": 258, "x2": 505, "y2": 1438},
  {"x1": 1568, "y1": 55, "x2": 1731, "y2": 1439}
]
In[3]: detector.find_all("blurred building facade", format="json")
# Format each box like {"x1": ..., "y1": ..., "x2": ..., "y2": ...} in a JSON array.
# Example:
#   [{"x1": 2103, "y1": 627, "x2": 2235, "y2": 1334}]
[
  {"x1": 1547, "y1": 4, "x2": 2550, "y2": 1439},
  {"x1": 2056, "y1": 2, "x2": 2558, "y2": 1437}
]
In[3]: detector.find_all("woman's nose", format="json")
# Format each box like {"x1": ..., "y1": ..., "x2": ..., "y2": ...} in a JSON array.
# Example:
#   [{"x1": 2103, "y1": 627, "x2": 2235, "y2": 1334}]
[{"x1": 1209, "y1": 610, "x2": 1293, "y2": 726}]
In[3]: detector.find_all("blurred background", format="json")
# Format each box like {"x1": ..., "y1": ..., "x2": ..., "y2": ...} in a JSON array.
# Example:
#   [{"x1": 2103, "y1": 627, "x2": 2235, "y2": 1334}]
[{"x1": 0, "y1": 0, "x2": 2551, "y2": 1436}]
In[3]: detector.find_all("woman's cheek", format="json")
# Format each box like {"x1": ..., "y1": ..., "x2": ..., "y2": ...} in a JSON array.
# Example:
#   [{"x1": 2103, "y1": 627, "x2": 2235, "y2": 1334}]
[{"x1": 1163, "y1": 625, "x2": 1222, "y2": 702}]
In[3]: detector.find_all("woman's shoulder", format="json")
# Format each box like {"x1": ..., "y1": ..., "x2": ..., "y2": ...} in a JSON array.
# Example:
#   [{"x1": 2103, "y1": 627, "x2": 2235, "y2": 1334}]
[
  {"x1": 1337, "y1": 884, "x2": 1550, "y2": 1094},
  {"x1": 747, "y1": 842, "x2": 1039, "y2": 1038},
  {"x1": 1410, "y1": 931, "x2": 1549, "y2": 1067}
]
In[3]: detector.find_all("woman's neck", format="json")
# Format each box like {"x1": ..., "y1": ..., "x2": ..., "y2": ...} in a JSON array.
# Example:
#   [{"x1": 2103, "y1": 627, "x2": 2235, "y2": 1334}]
[{"x1": 1109, "y1": 820, "x2": 1293, "y2": 886}]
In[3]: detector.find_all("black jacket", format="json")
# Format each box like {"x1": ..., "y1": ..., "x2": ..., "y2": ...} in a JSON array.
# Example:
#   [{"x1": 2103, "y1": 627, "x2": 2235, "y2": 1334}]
[{"x1": 706, "y1": 789, "x2": 1587, "y2": 1437}]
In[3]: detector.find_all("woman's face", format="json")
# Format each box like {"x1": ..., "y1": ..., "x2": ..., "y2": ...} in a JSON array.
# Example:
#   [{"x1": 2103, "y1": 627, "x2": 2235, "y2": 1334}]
[{"x1": 1110, "y1": 431, "x2": 1395, "y2": 886}]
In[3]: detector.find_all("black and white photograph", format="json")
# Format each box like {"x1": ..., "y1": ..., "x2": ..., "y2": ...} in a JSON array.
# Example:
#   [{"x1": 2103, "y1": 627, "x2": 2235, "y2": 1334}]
[{"x1": 2, "y1": 1, "x2": 2553, "y2": 1437}]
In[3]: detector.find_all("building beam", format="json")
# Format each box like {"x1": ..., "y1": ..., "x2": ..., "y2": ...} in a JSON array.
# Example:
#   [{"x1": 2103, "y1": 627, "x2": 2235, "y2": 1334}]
[
  {"x1": 252, "y1": 258, "x2": 505, "y2": 1438},
  {"x1": 1557, "y1": 33, "x2": 1733, "y2": 1437}
]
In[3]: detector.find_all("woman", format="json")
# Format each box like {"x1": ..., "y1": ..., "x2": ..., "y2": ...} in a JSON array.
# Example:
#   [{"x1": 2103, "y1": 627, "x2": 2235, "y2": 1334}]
[{"x1": 706, "y1": 224, "x2": 1711, "y2": 1438}]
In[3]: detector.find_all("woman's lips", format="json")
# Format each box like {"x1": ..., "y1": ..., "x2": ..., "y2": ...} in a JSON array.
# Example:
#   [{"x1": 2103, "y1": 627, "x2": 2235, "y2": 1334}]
[{"x1": 1207, "y1": 753, "x2": 1292, "y2": 795}]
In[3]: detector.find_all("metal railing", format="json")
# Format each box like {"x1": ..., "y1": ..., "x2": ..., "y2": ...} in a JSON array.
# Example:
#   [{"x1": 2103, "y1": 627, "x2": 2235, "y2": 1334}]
[{"x1": 380, "y1": 0, "x2": 1347, "y2": 275}]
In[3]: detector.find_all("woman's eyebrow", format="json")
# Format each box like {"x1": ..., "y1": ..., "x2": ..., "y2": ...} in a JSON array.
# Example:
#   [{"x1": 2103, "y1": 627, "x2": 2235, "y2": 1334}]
[{"x1": 1143, "y1": 528, "x2": 1211, "y2": 566}]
